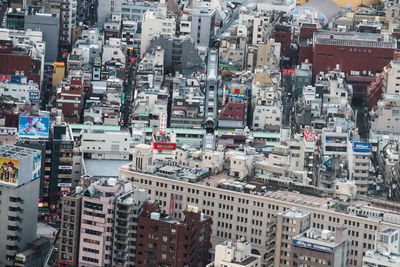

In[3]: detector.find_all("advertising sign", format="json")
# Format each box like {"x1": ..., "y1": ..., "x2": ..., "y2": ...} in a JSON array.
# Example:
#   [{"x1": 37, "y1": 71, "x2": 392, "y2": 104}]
[
  {"x1": 304, "y1": 127, "x2": 316, "y2": 142},
  {"x1": 292, "y1": 239, "x2": 334, "y2": 253},
  {"x1": 29, "y1": 91, "x2": 40, "y2": 102},
  {"x1": 18, "y1": 116, "x2": 50, "y2": 138},
  {"x1": 32, "y1": 152, "x2": 41, "y2": 180},
  {"x1": 0, "y1": 74, "x2": 22, "y2": 84},
  {"x1": 0, "y1": 157, "x2": 19, "y2": 186},
  {"x1": 159, "y1": 113, "x2": 167, "y2": 135},
  {"x1": 353, "y1": 142, "x2": 371, "y2": 153}
]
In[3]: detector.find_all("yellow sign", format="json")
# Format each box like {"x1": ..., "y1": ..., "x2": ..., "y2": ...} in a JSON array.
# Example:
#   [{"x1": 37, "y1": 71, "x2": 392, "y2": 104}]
[{"x1": 0, "y1": 157, "x2": 19, "y2": 185}]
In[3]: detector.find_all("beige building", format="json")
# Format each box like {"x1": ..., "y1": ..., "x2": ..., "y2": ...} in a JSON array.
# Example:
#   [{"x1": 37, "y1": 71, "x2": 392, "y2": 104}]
[
  {"x1": 120, "y1": 158, "x2": 400, "y2": 267},
  {"x1": 371, "y1": 94, "x2": 400, "y2": 132},
  {"x1": 348, "y1": 141, "x2": 372, "y2": 195},
  {"x1": 274, "y1": 209, "x2": 311, "y2": 266},
  {"x1": 140, "y1": 4, "x2": 176, "y2": 56},
  {"x1": 207, "y1": 238, "x2": 261, "y2": 267}
]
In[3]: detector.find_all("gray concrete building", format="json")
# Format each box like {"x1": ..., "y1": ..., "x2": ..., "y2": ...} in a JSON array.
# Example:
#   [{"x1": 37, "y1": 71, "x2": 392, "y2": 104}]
[
  {"x1": 190, "y1": 7, "x2": 215, "y2": 47},
  {"x1": 0, "y1": 145, "x2": 41, "y2": 266},
  {"x1": 25, "y1": 11, "x2": 60, "y2": 63},
  {"x1": 112, "y1": 188, "x2": 148, "y2": 267},
  {"x1": 147, "y1": 35, "x2": 204, "y2": 75}
]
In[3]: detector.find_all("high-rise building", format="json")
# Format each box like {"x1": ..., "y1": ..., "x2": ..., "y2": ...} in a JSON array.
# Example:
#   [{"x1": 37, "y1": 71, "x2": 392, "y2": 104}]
[
  {"x1": 112, "y1": 188, "x2": 148, "y2": 266},
  {"x1": 0, "y1": 145, "x2": 41, "y2": 266},
  {"x1": 58, "y1": 187, "x2": 83, "y2": 267},
  {"x1": 78, "y1": 178, "x2": 133, "y2": 267},
  {"x1": 135, "y1": 203, "x2": 212, "y2": 266},
  {"x1": 204, "y1": 49, "x2": 219, "y2": 132},
  {"x1": 274, "y1": 209, "x2": 311, "y2": 266}
]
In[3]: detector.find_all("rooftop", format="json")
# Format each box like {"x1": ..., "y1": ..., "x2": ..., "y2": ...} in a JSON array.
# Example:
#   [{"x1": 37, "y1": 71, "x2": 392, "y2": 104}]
[
  {"x1": 314, "y1": 31, "x2": 397, "y2": 49},
  {"x1": 84, "y1": 159, "x2": 130, "y2": 178},
  {"x1": 0, "y1": 145, "x2": 39, "y2": 159}
]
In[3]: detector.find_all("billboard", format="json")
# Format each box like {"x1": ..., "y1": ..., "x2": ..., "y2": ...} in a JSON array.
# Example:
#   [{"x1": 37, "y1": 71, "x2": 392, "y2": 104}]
[
  {"x1": 292, "y1": 239, "x2": 334, "y2": 253},
  {"x1": 353, "y1": 142, "x2": 371, "y2": 153},
  {"x1": 18, "y1": 116, "x2": 50, "y2": 138},
  {"x1": 0, "y1": 157, "x2": 19, "y2": 186},
  {"x1": 32, "y1": 152, "x2": 41, "y2": 180},
  {"x1": 0, "y1": 74, "x2": 22, "y2": 84}
]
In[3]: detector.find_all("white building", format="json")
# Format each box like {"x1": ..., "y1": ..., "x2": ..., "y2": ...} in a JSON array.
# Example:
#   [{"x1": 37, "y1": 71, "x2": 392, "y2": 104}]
[
  {"x1": 371, "y1": 94, "x2": 400, "y2": 132},
  {"x1": 102, "y1": 38, "x2": 126, "y2": 65},
  {"x1": 0, "y1": 76, "x2": 39, "y2": 103},
  {"x1": 80, "y1": 129, "x2": 130, "y2": 160},
  {"x1": 257, "y1": 0, "x2": 296, "y2": 13},
  {"x1": 363, "y1": 228, "x2": 400, "y2": 267},
  {"x1": 207, "y1": 238, "x2": 261, "y2": 267},
  {"x1": 348, "y1": 141, "x2": 372, "y2": 195},
  {"x1": 140, "y1": 3, "x2": 176, "y2": 56}
]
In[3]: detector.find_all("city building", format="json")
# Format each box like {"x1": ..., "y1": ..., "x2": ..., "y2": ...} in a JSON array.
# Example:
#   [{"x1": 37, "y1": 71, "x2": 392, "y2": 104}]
[
  {"x1": 312, "y1": 31, "x2": 397, "y2": 78},
  {"x1": 78, "y1": 178, "x2": 133, "y2": 267},
  {"x1": 140, "y1": 4, "x2": 176, "y2": 56},
  {"x1": 0, "y1": 145, "x2": 41, "y2": 266},
  {"x1": 207, "y1": 238, "x2": 261, "y2": 267},
  {"x1": 112, "y1": 188, "x2": 148, "y2": 267},
  {"x1": 0, "y1": 75, "x2": 39, "y2": 103},
  {"x1": 147, "y1": 35, "x2": 204, "y2": 75},
  {"x1": 60, "y1": 0, "x2": 77, "y2": 53},
  {"x1": 348, "y1": 141, "x2": 372, "y2": 195},
  {"x1": 135, "y1": 203, "x2": 212, "y2": 266},
  {"x1": 291, "y1": 227, "x2": 349, "y2": 266},
  {"x1": 363, "y1": 228, "x2": 400, "y2": 267},
  {"x1": 56, "y1": 70, "x2": 84, "y2": 123},
  {"x1": 58, "y1": 188, "x2": 83, "y2": 267},
  {"x1": 97, "y1": 0, "x2": 122, "y2": 27},
  {"x1": 0, "y1": 29, "x2": 45, "y2": 87},
  {"x1": 274, "y1": 209, "x2": 311, "y2": 266},
  {"x1": 24, "y1": 7, "x2": 60, "y2": 63}
]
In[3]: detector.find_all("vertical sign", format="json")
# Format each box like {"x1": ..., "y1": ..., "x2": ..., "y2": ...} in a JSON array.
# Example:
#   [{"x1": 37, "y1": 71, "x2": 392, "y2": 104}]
[{"x1": 159, "y1": 113, "x2": 167, "y2": 135}]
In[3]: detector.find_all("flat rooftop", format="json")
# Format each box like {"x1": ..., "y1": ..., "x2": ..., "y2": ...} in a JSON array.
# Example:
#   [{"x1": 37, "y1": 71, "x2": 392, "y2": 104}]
[
  {"x1": 0, "y1": 145, "x2": 39, "y2": 159},
  {"x1": 84, "y1": 159, "x2": 130, "y2": 178},
  {"x1": 314, "y1": 31, "x2": 397, "y2": 49}
]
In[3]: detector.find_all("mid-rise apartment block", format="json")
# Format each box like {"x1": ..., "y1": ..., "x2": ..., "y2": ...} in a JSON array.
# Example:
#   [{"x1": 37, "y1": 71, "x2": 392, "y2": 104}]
[{"x1": 135, "y1": 203, "x2": 212, "y2": 266}]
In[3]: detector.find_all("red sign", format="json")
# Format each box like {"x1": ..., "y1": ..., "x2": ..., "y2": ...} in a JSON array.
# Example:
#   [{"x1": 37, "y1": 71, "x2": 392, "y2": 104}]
[
  {"x1": 304, "y1": 127, "x2": 316, "y2": 142},
  {"x1": 153, "y1": 142, "x2": 177, "y2": 150},
  {"x1": 169, "y1": 195, "x2": 174, "y2": 217}
]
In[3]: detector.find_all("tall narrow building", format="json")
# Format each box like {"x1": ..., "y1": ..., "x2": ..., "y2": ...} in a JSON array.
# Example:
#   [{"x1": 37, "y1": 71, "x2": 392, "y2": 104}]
[{"x1": 0, "y1": 145, "x2": 41, "y2": 266}]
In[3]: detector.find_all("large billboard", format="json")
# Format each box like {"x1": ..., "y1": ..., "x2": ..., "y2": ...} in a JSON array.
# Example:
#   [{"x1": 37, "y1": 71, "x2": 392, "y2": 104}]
[
  {"x1": 18, "y1": 116, "x2": 50, "y2": 138},
  {"x1": 0, "y1": 157, "x2": 19, "y2": 186},
  {"x1": 32, "y1": 152, "x2": 41, "y2": 180}
]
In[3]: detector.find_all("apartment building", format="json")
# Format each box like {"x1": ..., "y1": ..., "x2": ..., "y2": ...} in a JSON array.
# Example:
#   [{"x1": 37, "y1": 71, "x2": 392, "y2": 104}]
[
  {"x1": 112, "y1": 188, "x2": 148, "y2": 267},
  {"x1": 78, "y1": 178, "x2": 132, "y2": 267},
  {"x1": 120, "y1": 159, "x2": 400, "y2": 267},
  {"x1": 58, "y1": 188, "x2": 83, "y2": 267},
  {"x1": 274, "y1": 209, "x2": 311, "y2": 266},
  {"x1": 135, "y1": 203, "x2": 212, "y2": 266}
]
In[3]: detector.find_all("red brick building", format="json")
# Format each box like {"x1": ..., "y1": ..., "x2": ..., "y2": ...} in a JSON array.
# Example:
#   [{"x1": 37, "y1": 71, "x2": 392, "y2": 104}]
[
  {"x1": 218, "y1": 102, "x2": 247, "y2": 129},
  {"x1": 136, "y1": 202, "x2": 212, "y2": 267},
  {"x1": 56, "y1": 71, "x2": 84, "y2": 123},
  {"x1": 312, "y1": 31, "x2": 397, "y2": 78},
  {"x1": 272, "y1": 25, "x2": 291, "y2": 58},
  {"x1": 0, "y1": 40, "x2": 42, "y2": 85},
  {"x1": 298, "y1": 24, "x2": 318, "y2": 64}
]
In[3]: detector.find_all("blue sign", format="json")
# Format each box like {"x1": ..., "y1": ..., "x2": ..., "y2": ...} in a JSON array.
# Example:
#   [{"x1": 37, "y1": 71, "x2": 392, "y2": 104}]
[
  {"x1": 29, "y1": 91, "x2": 40, "y2": 102},
  {"x1": 18, "y1": 116, "x2": 50, "y2": 138},
  {"x1": 353, "y1": 142, "x2": 371, "y2": 153},
  {"x1": 0, "y1": 74, "x2": 22, "y2": 84},
  {"x1": 292, "y1": 239, "x2": 334, "y2": 253}
]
